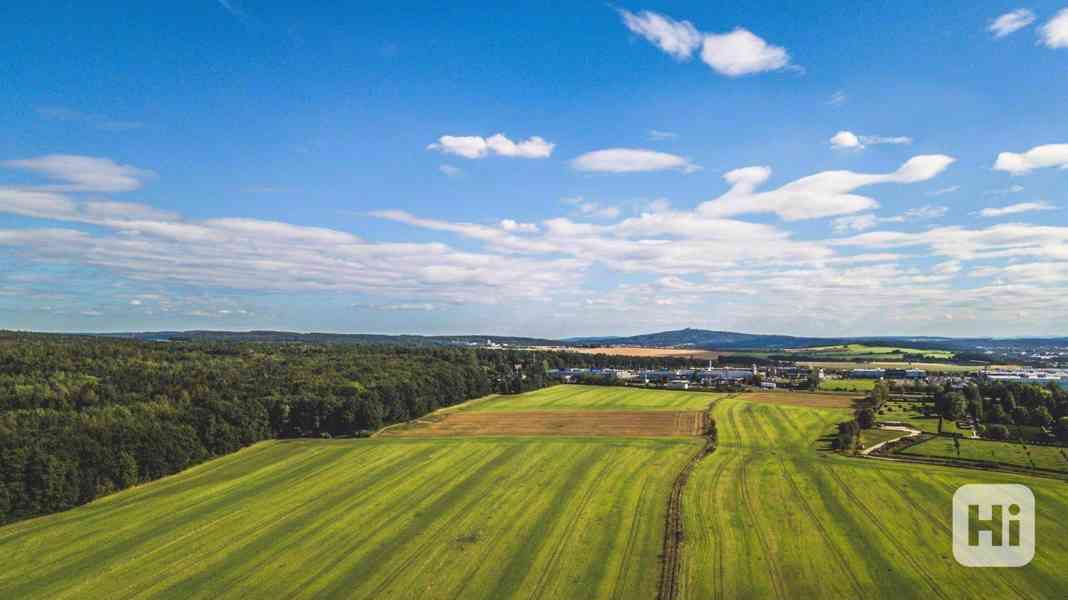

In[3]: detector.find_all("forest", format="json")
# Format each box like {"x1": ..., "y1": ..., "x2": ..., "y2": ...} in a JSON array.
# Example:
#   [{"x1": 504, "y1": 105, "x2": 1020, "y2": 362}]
[{"x1": 0, "y1": 332, "x2": 699, "y2": 524}]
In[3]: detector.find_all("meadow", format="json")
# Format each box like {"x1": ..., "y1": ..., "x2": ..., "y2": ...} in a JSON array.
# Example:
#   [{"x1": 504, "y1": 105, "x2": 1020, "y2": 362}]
[
  {"x1": 678, "y1": 397, "x2": 1068, "y2": 599},
  {"x1": 464, "y1": 385, "x2": 720, "y2": 411},
  {"x1": 0, "y1": 436, "x2": 698, "y2": 600},
  {"x1": 818, "y1": 378, "x2": 877, "y2": 392},
  {"x1": 902, "y1": 436, "x2": 1068, "y2": 473},
  {"x1": 795, "y1": 343, "x2": 955, "y2": 360},
  {"x1": 4, "y1": 384, "x2": 1067, "y2": 600}
]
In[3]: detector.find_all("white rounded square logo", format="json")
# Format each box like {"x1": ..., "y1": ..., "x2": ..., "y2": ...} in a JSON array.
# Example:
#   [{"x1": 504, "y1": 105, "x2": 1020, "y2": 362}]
[{"x1": 953, "y1": 484, "x2": 1035, "y2": 567}]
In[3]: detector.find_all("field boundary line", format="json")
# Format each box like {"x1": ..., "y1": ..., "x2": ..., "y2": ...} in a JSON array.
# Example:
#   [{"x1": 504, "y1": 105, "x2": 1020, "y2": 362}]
[{"x1": 656, "y1": 406, "x2": 717, "y2": 600}]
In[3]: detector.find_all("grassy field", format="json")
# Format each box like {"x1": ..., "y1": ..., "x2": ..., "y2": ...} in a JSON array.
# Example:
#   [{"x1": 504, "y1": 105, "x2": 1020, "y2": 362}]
[
  {"x1": 818, "y1": 378, "x2": 876, "y2": 392},
  {"x1": 5, "y1": 384, "x2": 1068, "y2": 600},
  {"x1": 0, "y1": 436, "x2": 699, "y2": 600},
  {"x1": 858, "y1": 427, "x2": 907, "y2": 449},
  {"x1": 737, "y1": 390, "x2": 860, "y2": 409},
  {"x1": 794, "y1": 343, "x2": 954, "y2": 360},
  {"x1": 902, "y1": 436, "x2": 1068, "y2": 473},
  {"x1": 879, "y1": 400, "x2": 967, "y2": 435},
  {"x1": 679, "y1": 396, "x2": 1068, "y2": 599},
  {"x1": 465, "y1": 385, "x2": 720, "y2": 411},
  {"x1": 798, "y1": 360, "x2": 989, "y2": 373}
]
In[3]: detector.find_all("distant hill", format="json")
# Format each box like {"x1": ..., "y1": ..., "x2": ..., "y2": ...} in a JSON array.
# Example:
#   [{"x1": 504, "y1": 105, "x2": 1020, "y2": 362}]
[{"x1": 82, "y1": 328, "x2": 1068, "y2": 353}]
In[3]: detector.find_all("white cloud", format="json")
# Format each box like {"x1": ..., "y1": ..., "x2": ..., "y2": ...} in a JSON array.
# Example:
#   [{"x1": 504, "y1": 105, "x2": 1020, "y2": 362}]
[
  {"x1": 829, "y1": 131, "x2": 862, "y2": 150},
  {"x1": 571, "y1": 148, "x2": 700, "y2": 174},
  {"x1": 1040, "y1": 8, "x2": 1068, "y2": 48},
  {"x1": 989, "y1": 9, "x2": 1036, "y2": 38},
  {"x1": 993, "y1": 143, "x2": 1068, "y2": 174},
  {"x1": 831, "y1": 205, "x2": 947, "y2": 233},
  {"x1": 82, "y1": 201, "x2": 180, "y2": 222},
  {"x1": 926, "y1": 185, "x2": 960, "y2": 196},
  {"x1": 439, "y1": 164, "x2": 462, "y2": 177},
  {"x1": 618, "y1": 9, "x2": 793, "y2": 76},
  {"x1": 979, "y1": 201, "x2": 1056, "y2": 217},
  {"x1": 986, "y1": 184, "x2": 1025, "y2": 195},
  {"x1": 701, "y1": 155, "x2": 955, "y2": 221},
  {"x1": 830, "y1": 130, "x2": 912, "y2": 150},
  {"x1": 498, "y1": 219, "x2": 539, "y2": 233},
  {"x1": 562, "y1": 196, "x2": 621, "y2": 219},
  {"x1": 648, "y1": 129, "x2": 678, "y2": 141},
  {"x1": 427, "y1": 133, "x2": 554, "y2": 159},
  {"x1": 2, "y1": 154, "x2": 153, "y2": 192},
  {"x1": 700, "y1": 28, "x2": 791, "y2": 76},
  {"x1": 828, "y1": 90, "x2": 848, "y2": 106},
  {"x1": 831, "y1": 214, "x2": 878, "y2": 233},
  {"x1": 618, "y1": 9, "x2": 702, "y2": 60}
]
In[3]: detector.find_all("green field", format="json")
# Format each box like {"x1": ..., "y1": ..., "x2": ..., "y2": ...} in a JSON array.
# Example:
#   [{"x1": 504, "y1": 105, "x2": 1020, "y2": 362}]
[
  {"x1": 463, "y1": 385, "x2": 720, "y2": 411},
  {"x1": 858, "y1": 427, "x2": 907, "y2": 449},
  {"x1": 902, "y1": 436, "x2": 1068, "y2": 473},
  {"x1": 0, "y1": 436, "x2": 698, "y2": 599},
  {"x1": 678, "y1": 396, "x2": 1068, "y2": 599},
  {"x1": 818, "y1": 378, "x2": 877, "y2": 392},
  {"x1": 798, "y1": 343, "x2": 954, "y2": 360},
  {"x1": 879, "y1": 400, "x2": 967, "y2": 435},
  {"x1": 799, "y1": 361, "x2": 986, "y2": 373},
  {"x1": 4, "y1": 385, "x2": 1068, "y2": 600}
]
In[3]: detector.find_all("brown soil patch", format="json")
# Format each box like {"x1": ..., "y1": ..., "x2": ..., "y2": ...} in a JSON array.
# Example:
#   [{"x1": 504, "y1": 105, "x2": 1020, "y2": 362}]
[
  {"x1": 741, "y1": 391, "x2": 860, "y2": 409},
  {"x1": 380, "y1": 410, "x2": 706, "y2": 437}
]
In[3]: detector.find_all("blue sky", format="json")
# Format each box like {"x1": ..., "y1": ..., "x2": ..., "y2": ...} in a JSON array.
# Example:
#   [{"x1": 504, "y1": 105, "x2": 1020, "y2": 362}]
[{"x1": 2, "y1": 1, "x2": 1068, "y2": 337}]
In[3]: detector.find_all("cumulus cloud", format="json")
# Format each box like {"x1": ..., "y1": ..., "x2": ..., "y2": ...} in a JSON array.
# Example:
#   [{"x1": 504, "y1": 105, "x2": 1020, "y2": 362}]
[
  {"x1": 1040, "y1": 8, "x2": 1068, "y2": 48},
  {"x1": 700, "y1": 155, "x2": 955, "y2": 221},
  {"x1": 2, "y1": 154, "x2": 153, "y2": 192},
  {"x1": 830, "y1": 130, "x2": 913, "y2": 150},
  {"x1": 989, "y1": 9, "x2": 1036, "y2": 38},
  {"x1": 979, "y1": 201, "x2": 1056, "y2": 217},
  {"x1": 701, "y1": 28, "x2": 791, "y2": 76},
  {"x1": 993, "y1": 143, "x2": 1068, "y2": 174},
  {"x1": 618, "y1": 8, "x2": 793, "y2": 76},
  {"x1": 571, "y1": 148, "x2": 700, "y2": 174},
  {"x1": 427, "y1": 133, "x2": 554, "y2": 159}
]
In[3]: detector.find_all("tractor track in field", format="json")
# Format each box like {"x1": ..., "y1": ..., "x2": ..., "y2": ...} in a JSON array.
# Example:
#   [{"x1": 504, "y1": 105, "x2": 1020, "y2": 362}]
[
  {"x1": 528, "y1": 459, "x2": 618, "y2": 600},
  {"x1": 362, "y1": 447, "x2": 528, "y2": 599},
  {"x1": 609, "y1": 476, "x2": 652, "y2": 600},
  {"x1": 737, "y1": 455, "x2": 787, "y2": 600},
  {"x1": 777, "y1": 457, "x2": 865, "y2": 598},
  {"x1": 655, "y1": 408, "x2": 716, "y2": 600},
  {"x1": 872, "y1": 470, "x2": 1030, "y2": 600},
  {"x1": 823, "y1": 465, "x2": 951, "y2": 600},
  {"x1": 702, "y1": 452, "x2": 738, "y2": 600}
]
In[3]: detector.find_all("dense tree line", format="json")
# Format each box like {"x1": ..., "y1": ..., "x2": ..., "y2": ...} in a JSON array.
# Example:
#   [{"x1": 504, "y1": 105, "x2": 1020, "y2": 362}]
[{"x1": 0, "y1": 332, "x2": 639, "y2": 524}]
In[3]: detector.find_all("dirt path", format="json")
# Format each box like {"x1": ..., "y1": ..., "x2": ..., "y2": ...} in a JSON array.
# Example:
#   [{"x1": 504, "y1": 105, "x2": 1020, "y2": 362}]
[
  {"x1": 860, "y1": 425, "x2": 921, "y2": 455},
  {"x1": 656, "y1": 410, "x2": 716, "y2": 600}
]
